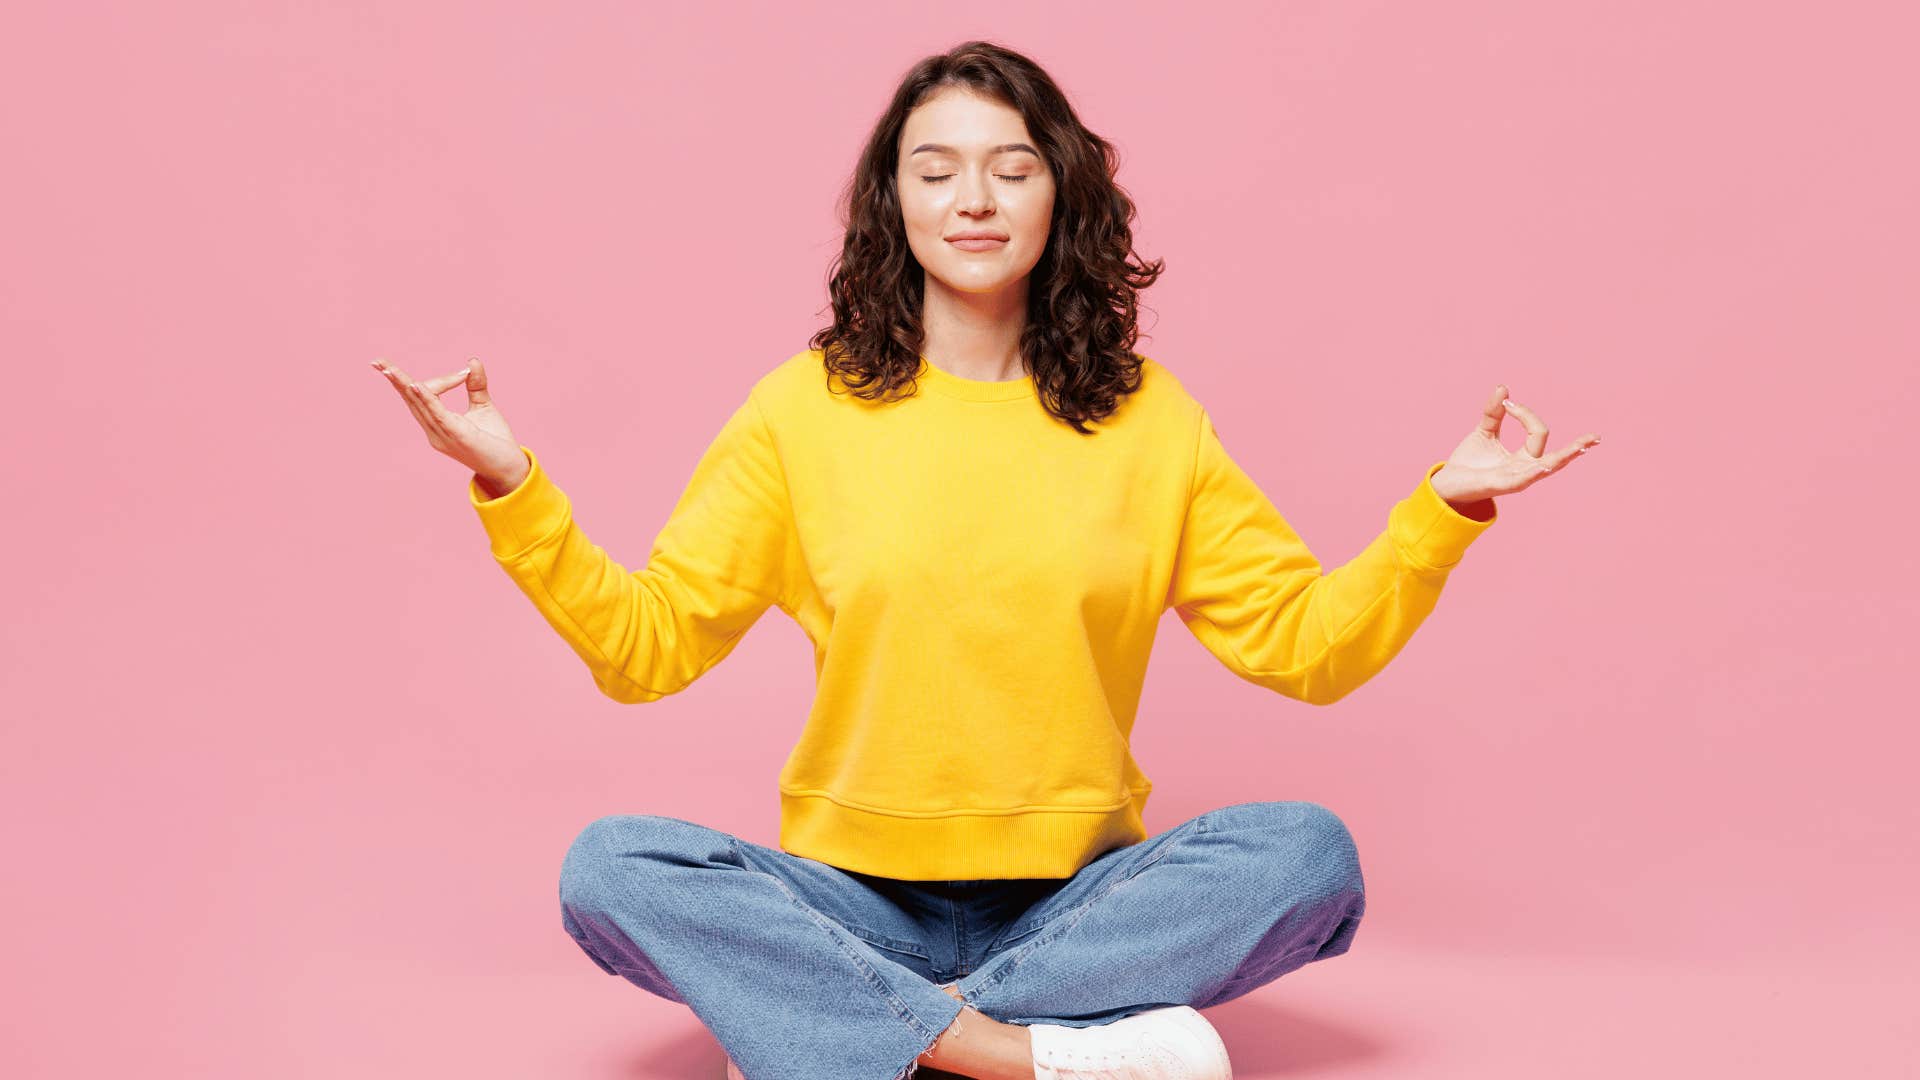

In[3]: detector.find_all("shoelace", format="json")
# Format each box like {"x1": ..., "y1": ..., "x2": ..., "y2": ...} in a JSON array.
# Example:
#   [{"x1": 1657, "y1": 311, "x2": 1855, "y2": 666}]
[
  {"x1": 1054, "y1": 1047, "x2": 1126, "y2": 1079},
  {"x1": 1047, "y1": 1042, "x2": 1176, "y2": 1079}
]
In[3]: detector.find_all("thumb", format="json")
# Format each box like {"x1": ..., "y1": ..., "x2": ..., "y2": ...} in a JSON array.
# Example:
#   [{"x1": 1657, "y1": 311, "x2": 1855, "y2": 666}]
[{"x1": 464, "y1": 357, "x2": 493, "y2": 407}]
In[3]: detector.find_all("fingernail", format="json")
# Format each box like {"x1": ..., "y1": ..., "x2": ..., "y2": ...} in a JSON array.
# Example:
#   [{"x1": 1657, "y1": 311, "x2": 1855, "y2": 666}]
[
  {"x1": 1502, "y1": 399, "x2": 1515, "y2": 408},
  {"x1": 458, "y1": 367, "x2": 471, "y2": 377}
]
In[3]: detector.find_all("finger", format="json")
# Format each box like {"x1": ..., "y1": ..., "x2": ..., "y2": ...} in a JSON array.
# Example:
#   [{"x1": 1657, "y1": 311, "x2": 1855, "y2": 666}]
[
  {"x1": 1538, "y1": 433, "x2": 1602, "y2": 474},
  {"x1": 1539, "y1": 442, "x2": 1585, "y2": 473},
  {"x1": 373, "y1": 359, "x2": 437, "y2": 432},
  {"x1": 1475, "y1": 383, "x2": 1509, "y2": 438},
  {"x1": 464, "y1": 357, "x2": 492, "y2": 408},
  {"x1": 1501, "y1": 397, "x2": 1549, "y2": 457},
  {"x1": 1565, "y1": 432, "x2": 1601, "y2": 460},
  {"x1": 409, "y1": 376, "x2": 464, "y2": 434},
  {"x1": 419, "y1": 365, "x2": 472, "y2": 396},
  {"x1": 376, "y1": 358, "x2": 468, "y2": 400},
  {"x1": 374, "y1": 357, "x2": 418, "y2": 385},
  {"x1": 399, "y1": 378, "x2": 444, "y2": 437}
]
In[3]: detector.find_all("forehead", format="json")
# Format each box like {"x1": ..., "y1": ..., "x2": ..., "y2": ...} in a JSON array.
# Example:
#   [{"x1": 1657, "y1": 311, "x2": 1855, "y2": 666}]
[{"x1": 898, "y1": 88, "x2": 1035, "y2": 153}]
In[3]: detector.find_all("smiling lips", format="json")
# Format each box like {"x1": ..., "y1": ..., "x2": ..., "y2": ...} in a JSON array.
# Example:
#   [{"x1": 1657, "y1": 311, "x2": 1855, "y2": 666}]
[{"x1": 946, "y1": 230, "x2": 1009, "y2": 252}]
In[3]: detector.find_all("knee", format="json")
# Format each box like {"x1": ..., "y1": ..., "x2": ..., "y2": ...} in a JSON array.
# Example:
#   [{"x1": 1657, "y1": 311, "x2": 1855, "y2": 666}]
[
  {"x1": 1292, "y1": 802, "x2": 1362, "y2": 893},
  {"x1": 1220, "y1": 801, "x2": 1363, "y2": 896},
  {"x1": 559, "y1": 816, "x2": 625, "y2": 910},
  {"x1": 559, "y1": 814, "x2": 699, "y2": 910}
]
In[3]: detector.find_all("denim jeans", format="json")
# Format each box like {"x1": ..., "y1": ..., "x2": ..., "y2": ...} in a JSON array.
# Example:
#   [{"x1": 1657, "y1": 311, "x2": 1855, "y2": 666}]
[{"x1": 558, "y1": 800, "x2": 1365, "y2": 1080}]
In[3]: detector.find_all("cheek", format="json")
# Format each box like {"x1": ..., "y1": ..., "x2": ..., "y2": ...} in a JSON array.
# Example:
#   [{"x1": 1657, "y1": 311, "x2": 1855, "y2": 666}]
[
  {"x1": 1015, "y1": 194, "x2": 1055, "y2": 243},
  {"x1": 899, "y1": 184, "x2": 945, "y2": 233}
]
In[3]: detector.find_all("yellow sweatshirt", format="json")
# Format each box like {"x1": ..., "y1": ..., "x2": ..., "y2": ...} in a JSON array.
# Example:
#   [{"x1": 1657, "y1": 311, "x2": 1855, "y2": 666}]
[{"x1": 469, "y1": 349, "x2": 1496, "y2": 880}]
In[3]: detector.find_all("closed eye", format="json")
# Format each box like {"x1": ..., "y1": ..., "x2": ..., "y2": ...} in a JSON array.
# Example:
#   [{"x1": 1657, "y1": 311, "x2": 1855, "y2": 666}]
[{"x1": 921, "y1": 175, "x2": 1029, "y2": 184}]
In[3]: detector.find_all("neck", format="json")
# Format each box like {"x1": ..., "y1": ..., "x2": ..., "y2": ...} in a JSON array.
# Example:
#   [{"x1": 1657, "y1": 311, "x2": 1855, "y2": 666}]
[{"x1": 919, "y1": 273, "x2": 1028, "y2": 381}]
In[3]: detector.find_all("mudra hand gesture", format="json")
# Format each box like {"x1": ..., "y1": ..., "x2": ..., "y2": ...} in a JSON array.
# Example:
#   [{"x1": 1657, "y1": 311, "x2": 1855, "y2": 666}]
[
  {"x1": 1428, "y1": 384, "x2": 1600, "y2": 514},
  {"x1": 370, "y1": 356, "x2": 530, "y2": 498}
]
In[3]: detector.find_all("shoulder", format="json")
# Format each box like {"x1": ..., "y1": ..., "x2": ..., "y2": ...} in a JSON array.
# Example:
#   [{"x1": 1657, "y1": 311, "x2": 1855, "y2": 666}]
[
  {"x1": 1132, "y1": 352, "x2": 1192, "y2": 402},
  {"x1": 745, "y1": 347, "x2": 839, "y2": 410},
  {"x1": 724, "y1": 349, "x2": 820, "y2": 433},
  {"x1": 1123, "y1": 351, "x2": 1206, "y2": 428}
]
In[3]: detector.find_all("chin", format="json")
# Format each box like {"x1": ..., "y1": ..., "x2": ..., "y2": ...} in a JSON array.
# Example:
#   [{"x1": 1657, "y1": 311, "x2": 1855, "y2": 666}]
[
  {"x1": 943, "y1": 279, "x2": 1014, "y2": 296},
  {"x1": 932, "y1": 267, "x2": 1028, "y2": 296}
]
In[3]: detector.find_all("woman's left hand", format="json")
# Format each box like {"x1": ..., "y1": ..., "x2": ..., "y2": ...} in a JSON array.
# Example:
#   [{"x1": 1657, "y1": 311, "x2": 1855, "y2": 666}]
[{"x1": 1429, "y1": 384, "x2": 1599, "y2": 512}]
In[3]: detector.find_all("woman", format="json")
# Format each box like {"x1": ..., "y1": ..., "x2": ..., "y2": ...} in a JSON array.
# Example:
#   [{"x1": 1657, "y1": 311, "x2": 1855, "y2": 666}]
[{"x1": 372, "y1": 40, "x2": 1596, "y2": 1080}]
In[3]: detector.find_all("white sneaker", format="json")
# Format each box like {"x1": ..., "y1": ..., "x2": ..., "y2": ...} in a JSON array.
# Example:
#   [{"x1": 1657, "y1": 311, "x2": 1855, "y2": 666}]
[{"x1": 1029, "y1": 1005, "x2": 1232, "y2": 1079}]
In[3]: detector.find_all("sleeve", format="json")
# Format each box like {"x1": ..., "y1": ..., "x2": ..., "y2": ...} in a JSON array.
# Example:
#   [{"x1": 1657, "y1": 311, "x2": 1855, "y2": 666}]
[
  {"x1": 1164, "y1": 407, "x2": 1497, "y2": 706},
  {"x1": 467, "y1": 390, "x2": 800, "y2": 704}
]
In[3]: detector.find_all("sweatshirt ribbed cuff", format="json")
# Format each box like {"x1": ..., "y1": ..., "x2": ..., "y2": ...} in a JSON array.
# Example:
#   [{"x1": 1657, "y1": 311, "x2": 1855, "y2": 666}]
[
  {"x1": 468, "y1": 446, "x2": 570, "y2": 561},
  {"x1": 1389, "y1": 460, "x2": 1497, "y2": 572}
]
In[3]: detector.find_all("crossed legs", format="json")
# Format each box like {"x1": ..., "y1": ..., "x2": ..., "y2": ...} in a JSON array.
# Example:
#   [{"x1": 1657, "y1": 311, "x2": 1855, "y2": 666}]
[{"x1": 914, "y1": 983, "x2": 1035, "y2": 1080}]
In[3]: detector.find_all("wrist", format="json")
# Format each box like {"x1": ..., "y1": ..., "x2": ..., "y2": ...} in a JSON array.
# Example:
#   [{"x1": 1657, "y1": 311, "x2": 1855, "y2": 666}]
[
  {"x1": 1430, "y1": 464, "x2": 1495, "y2": 521},
  {"x1": 475, "y1": 461, "x2": 530, "y2": 501}
]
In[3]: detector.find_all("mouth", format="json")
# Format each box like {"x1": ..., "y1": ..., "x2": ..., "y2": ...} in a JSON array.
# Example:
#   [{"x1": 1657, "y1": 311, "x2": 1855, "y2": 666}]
[{"x1": 946, "y1": 236, "x2": 1008, "y2": 251}]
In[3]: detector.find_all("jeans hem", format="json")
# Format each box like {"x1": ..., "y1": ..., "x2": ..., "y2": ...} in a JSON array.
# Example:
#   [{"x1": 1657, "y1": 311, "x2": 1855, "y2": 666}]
[{"x1": 890, "y1": 993, "x2": 965, "y2": 1080}]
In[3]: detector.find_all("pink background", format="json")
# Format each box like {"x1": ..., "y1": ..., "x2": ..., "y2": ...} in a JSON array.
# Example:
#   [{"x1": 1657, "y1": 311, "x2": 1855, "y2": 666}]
[{"x1": 4, "y1": 2, "x2": 1914, "y2": 1076}]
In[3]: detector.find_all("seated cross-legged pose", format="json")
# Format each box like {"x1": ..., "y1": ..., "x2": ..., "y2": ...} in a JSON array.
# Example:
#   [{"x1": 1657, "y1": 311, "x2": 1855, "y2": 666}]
[{"x1": 374, "y1": 38, "x2": 1596, "y2": 1080}]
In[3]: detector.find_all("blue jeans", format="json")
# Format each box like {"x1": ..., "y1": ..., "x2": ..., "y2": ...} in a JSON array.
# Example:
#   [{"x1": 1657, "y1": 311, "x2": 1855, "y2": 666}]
[{"x1": 559, "y1": 800, "x2": 1365, "y2": 1080}]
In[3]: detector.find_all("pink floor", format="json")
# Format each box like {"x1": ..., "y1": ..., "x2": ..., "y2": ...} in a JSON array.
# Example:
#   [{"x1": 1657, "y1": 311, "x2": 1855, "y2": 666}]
[{"x1": 59, "y1": 935, "x2": 1904, "y2": 1077}]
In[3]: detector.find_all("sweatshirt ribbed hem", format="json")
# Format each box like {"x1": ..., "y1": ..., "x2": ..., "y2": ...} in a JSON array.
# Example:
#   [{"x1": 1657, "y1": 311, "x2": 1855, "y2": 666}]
[
  {"x1": 778, "y1": 788, "x2": 1153, "y2": 880},
  {"x1": 469, "y1": 446, "x2": 570, "y2": 561},
  {"x1": 1390, "y1": 460, "x2": 1499, "y2": 572}
]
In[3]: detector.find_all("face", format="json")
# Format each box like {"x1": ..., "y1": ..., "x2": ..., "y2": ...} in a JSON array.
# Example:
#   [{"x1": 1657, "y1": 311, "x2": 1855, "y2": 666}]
[{"x1": 896, "y1": 87, "x2": 1056, "y2": 299}]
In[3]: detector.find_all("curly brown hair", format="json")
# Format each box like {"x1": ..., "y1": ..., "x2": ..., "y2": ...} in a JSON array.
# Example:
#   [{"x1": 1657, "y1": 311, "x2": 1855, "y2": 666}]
[{"x1": 808, "y1": 40, "x2": 1166, "y2": 435}]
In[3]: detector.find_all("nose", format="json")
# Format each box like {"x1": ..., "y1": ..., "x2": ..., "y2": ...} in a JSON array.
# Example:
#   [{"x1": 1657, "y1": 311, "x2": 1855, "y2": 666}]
[{"x1": 955, "y1": 170, "x2": 995, "y2": 215}]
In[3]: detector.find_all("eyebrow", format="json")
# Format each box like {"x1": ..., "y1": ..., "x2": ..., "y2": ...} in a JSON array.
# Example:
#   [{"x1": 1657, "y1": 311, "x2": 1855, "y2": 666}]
[{"x1": 908, "y1": 142, "x2": 1043, "y2": 159}]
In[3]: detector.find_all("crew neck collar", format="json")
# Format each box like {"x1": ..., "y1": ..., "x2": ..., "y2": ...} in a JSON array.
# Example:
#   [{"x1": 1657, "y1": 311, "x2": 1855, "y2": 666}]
[{"x1": 916, "y1": 354, "x2": 1036, "y2": 402}]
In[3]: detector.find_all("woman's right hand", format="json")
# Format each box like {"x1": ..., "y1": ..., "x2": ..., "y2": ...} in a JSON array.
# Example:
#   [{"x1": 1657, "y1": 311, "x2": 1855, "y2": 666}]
[{"x1": 371, "y1": 356, "x2": 529, "y2": 498}]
